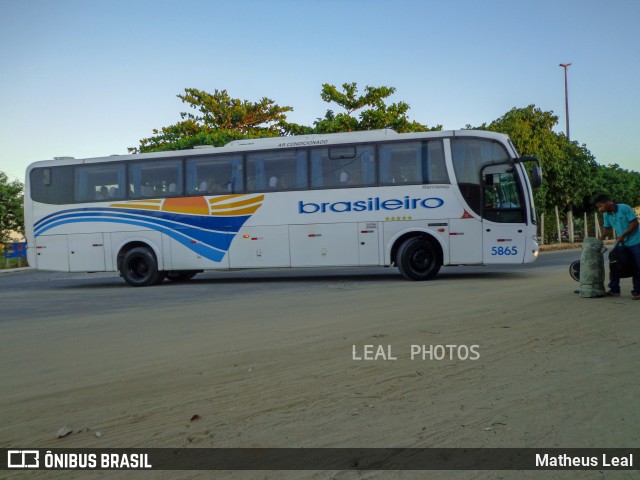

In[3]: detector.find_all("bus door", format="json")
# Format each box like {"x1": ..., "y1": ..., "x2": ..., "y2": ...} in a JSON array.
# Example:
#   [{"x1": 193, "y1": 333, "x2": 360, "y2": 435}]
[
  {"x1": 358, "y1": 222, "x2": 380, "y2": 265},
  {"x1": 481, "y1": 164, "x2": 526, "y2": 264},
  {"x1": 448, "y1": 217, "x2": 483, "y2": 264}
]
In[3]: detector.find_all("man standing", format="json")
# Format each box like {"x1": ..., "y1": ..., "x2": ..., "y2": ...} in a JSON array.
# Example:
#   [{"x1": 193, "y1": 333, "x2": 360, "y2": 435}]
[{"x1": 594, "y1": 194, "x2": 640, "y2": 299}]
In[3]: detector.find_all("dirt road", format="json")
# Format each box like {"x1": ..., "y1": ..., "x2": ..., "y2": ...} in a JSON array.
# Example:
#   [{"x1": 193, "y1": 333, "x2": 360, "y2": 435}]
[{"x1": 1, "y1": 261, "x2": 639, "y2": 479}]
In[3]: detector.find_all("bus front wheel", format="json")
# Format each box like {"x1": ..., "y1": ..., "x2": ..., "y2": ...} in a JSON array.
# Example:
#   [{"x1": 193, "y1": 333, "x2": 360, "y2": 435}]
[
  {"x1": 397, "y1": 237, "x2": 441, "y2": 281},
  {"x1": 120, "y1": 247, "x2": 163, "y2": 287}
]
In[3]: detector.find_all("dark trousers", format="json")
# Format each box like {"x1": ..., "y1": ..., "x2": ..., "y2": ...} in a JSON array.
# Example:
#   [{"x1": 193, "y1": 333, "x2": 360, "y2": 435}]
[{"x1": 608, "y1": 243, "x2": 640, "y2": 294}]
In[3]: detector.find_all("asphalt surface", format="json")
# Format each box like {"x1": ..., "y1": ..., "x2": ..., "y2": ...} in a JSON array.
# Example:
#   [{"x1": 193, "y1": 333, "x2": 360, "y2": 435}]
[{"x1": 1, "y1": 249, "x2": 580, "y2": 323}]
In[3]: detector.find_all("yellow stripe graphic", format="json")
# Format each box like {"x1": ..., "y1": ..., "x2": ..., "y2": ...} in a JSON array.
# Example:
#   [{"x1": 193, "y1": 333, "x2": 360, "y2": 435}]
[
  {"x1": 210, "y1": 195, "x2": 264, "y2": 210},
  {"x1": 109, "y1": 203, "x2": 161, "y2": 210},
  {"x1": 209, "y1": 194, "x2": 241, "y2": 203}
]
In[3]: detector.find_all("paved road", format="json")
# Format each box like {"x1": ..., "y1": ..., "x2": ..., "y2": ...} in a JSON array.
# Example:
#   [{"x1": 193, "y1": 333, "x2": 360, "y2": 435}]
[{"x1": 1, "y1": 249, "x2": 580, "y2": 322}]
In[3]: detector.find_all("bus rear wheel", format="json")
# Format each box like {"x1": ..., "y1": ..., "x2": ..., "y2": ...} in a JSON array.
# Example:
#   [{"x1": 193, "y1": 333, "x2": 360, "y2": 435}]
[
  {"x1": 120, "y1": 247, "x2": 163, "y2": 287},
  {"x1": 397, "y1": 237, "x2": 441, "y2": 281}
]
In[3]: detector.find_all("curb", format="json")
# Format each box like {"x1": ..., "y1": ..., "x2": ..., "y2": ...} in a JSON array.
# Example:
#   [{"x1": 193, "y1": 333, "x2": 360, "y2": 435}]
[
  {"x1": 538, "y1": 240, "x2": 616, "y2": 253},
  {"x1": 0, "y1": 267, "x2": 32, "y2": 274}
]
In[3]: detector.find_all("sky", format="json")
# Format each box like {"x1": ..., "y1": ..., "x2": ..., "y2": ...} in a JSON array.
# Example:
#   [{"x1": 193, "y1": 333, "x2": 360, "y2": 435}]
[{"x1": 1, "y1": 0, "x2": 639, "y2": 184}]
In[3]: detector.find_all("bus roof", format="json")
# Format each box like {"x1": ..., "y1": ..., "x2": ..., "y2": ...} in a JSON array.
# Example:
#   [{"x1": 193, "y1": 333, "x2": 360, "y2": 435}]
[{"x1": 27, "y1": 129, "x2": 511, "y2": 170}]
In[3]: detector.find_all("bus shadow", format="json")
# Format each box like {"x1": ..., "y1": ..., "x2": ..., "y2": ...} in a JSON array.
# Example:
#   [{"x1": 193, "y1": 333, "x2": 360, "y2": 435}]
[
  {"x1": 436, "y1": 270, "x2": 531, "y2": 281},
  {"x1": 192, "y1": 270, "x2": 531, "y2": 285},
  {"x1": 60, "y1": 268, "x2": 531, "y2": 290}
]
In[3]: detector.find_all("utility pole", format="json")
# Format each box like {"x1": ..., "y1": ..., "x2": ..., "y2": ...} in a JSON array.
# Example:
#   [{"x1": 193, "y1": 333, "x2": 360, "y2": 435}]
[
  {"x1": 559, "y1": 63, "x2": 573, "y2": 243},
  {"x1": 559, "y1": 63, "x2": 572, "y2": 141}
]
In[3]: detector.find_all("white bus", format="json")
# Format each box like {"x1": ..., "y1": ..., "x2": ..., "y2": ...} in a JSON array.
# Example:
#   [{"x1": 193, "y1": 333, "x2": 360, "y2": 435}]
[{"x1": 25, "y1": 129, "x2": 541, "y2": 286}]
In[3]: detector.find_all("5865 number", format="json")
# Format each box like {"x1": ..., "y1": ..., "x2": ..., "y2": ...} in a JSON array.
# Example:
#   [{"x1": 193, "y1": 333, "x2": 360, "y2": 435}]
[{"x1": 491, "y1": 246, "x2": 518, "y2": 256}]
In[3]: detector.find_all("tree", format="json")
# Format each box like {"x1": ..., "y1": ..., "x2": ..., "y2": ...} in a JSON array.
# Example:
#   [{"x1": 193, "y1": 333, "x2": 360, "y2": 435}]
[
  {"x1": 132, "y1": 83, "x2": 441, "y2": 153},
  {"x1": 310, "y1": 82, "x2": 441, "y2": 134},
  {"x1": 594, "y1": 163, "x2": 640, "y2": 207},
  {"x1": 130, "y1": 86, "x2": 637, "y2": 220},
  {"x1": 130, "y1": 89, "x2": 294, "y2": 153},
  {"x1": 0, "y1": 172, "x2": 24, "y2": 244},
  {"x1": 475, "y1": 105, "x2": 601, "y2": 213},
  {"x1": 474, "y1": 104, "x2": 640, "y2": 242}
]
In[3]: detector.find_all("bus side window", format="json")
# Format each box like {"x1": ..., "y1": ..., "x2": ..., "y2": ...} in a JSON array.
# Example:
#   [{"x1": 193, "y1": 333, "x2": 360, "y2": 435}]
[
  {"x1": 451, "y1": 138, "x2": 510, "y2": 217},
  {"x1": 247, "y1": 150, "x2": 307, "y2": 192},
  {"x1": 311, "y1": 145, "x2": 374, "y2": 189},
  {"x1": 229, "y1": 159, "x2": 243, "y2": 193},
  {"x1": 129, "y1": 159, "x2": 183, "y2": 199},
  {"x1": 74, "y1": 164, "x2": 126, "y2": 203},
  {"x1": 482, "y1": 168, "x2": 524, "y2": 223},
  {"x1": 424, "y1": 141, "x2": 448, "y2": 183},
  {"x1": 186, "y1": 155, "x2": 243, "y2": 195},
  {"x1": 379, "y1": 141, "x2": 421, "y2": 185}
]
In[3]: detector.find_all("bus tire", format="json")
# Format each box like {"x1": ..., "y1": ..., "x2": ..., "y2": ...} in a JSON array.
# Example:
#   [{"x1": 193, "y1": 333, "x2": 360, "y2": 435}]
[
  {"x1": 120, "y1": 247, "x2": 163, "y2": 287},
  {"x1": 569, "y1": 260, "x2": 580, "y2": 282},
  {"x1": 397, "y1": 237, "x2": 441, "y2": 281},
  {"x1": 165, "y1": 271, "x2": 198, "y2": 282}
]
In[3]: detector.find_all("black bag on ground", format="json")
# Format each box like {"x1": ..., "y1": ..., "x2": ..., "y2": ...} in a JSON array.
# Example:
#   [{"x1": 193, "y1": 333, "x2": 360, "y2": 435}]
[{"x1": 609, "y1": 244, "x2": 635, "y2": 278}]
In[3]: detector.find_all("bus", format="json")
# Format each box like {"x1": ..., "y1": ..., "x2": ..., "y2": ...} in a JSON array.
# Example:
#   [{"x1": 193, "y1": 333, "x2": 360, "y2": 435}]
[{"x1": 24, "y1": 129, "x2": 542, "y2": 286}]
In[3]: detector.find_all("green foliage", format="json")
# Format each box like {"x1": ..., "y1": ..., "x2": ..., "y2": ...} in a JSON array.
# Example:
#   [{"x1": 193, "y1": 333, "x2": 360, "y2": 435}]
[
  {"x1": 130, "y1": 89, "x2": 293, "y2": 153},
  {"x1": 132, "y1": 83, "x2": 441, "y2": 153},
  {"x1": 311, "y1": 83, "x2": 441, "y2": 133},
  {"x1": 594, "y1": 163, "x2": 640, "y2": 207},
  {"x1": 477, "y1": 105, "x2": 560, "y2": 155},
  {"x1": 474, "y1": 105, "x2": 627, "y2": 214},
  {"x1": 130, "y1": 85, "x2": 639, "y2": 222},
  {"x1": 0, "y1": 172, "x2": 24, "y2": 243},
  {"x1": 177, "y1": 89, "x2": 292, "y2": 134}
]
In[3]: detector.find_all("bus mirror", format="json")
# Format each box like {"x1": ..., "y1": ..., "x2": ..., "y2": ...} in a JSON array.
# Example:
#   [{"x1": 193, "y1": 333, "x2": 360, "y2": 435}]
[
  {"x1": 530, "y1": 165, "x2": 542, "y2": 189},
  {"x1": 518, "y1": 156, "x2": 542, "y2": 189}
]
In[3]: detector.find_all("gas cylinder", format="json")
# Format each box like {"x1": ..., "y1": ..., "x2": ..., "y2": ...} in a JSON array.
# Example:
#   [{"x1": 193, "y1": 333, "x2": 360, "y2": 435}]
[{"x1": 579, "y1": 237, "x2": 607, "y2": 298}]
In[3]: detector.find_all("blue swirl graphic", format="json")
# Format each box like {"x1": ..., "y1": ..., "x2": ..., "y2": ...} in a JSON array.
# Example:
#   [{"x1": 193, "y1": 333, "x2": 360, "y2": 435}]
[{"x1": 34, "y1": 207, "x2": 252, "y2": 262}]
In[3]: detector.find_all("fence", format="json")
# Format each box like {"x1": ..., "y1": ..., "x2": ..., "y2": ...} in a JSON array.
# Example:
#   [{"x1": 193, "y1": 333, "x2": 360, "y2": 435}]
[{"x1": 538, "y1": 209, "x2": 602, "y2": 245}]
